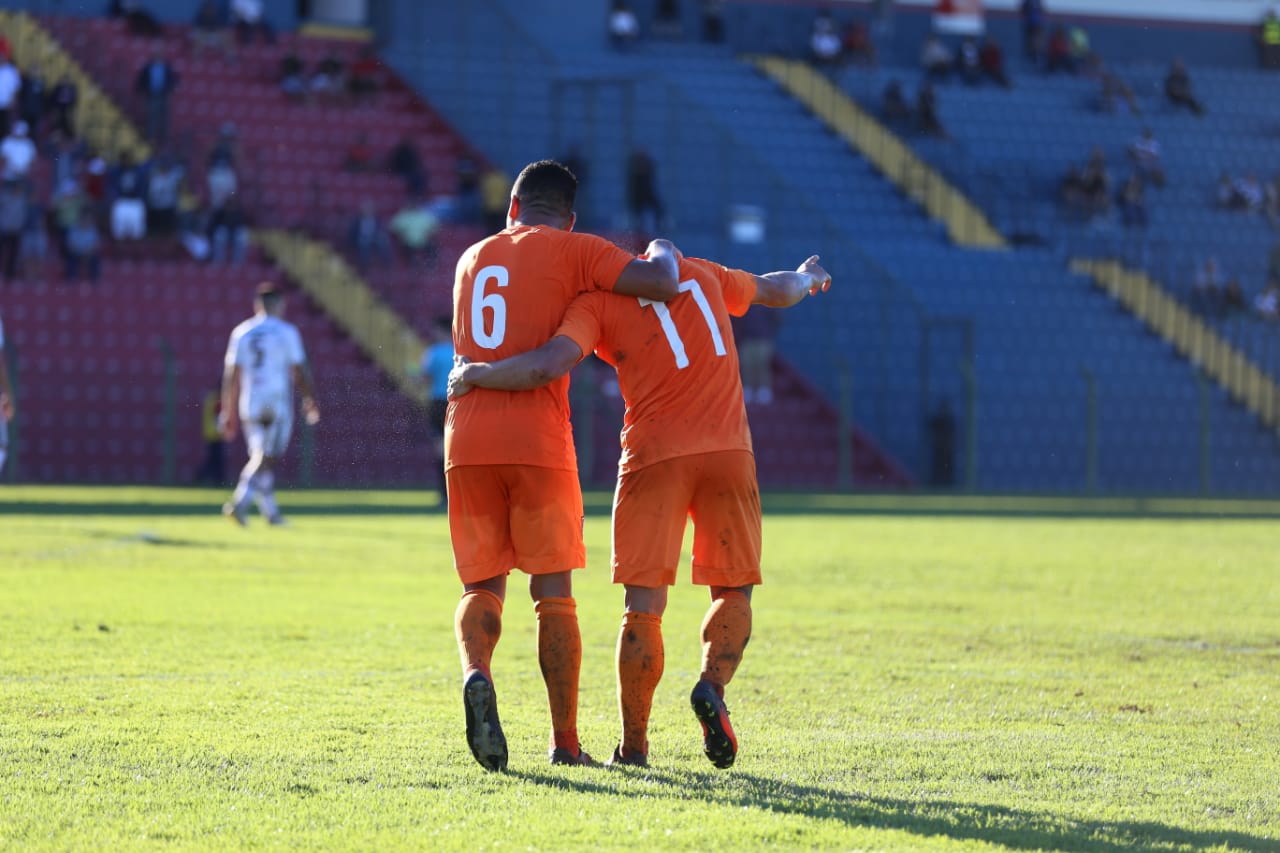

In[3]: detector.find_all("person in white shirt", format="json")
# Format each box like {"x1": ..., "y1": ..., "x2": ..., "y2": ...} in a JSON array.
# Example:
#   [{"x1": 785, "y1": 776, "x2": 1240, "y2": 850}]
[
  {"x1": 0, "y1": 121, "x2": 36, "y2": 181},
  {"x1": 220, "y1": 281, "x2": 319, "y2": 526},
  {"x1": 0, "y1": 311, "x2": 14, "y2": 474}
]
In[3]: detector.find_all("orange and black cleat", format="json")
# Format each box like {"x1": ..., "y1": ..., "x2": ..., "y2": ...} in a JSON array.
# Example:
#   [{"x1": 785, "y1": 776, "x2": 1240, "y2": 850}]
[{"x1": 690, "y1": 679, "x2": 737, "y2": 769}]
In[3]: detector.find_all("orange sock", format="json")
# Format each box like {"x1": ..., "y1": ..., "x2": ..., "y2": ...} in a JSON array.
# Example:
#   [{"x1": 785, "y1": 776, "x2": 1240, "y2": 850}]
[
  {"x1": 699, "y1": 590, "x2": 752, "y2": 694},
  {"x1": 616, "y1": 611, "x2": 664, "y2": 756},
  {"x1": 535, "y1": 596, "x2": 582, "y2": 754},
  {"x1": 455, "y1": 589, "x2": 503, "y2": 681}
]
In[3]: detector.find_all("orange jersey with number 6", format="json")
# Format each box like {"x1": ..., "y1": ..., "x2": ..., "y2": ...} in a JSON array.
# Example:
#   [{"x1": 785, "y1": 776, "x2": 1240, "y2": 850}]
[
  {"x1": 446, "y1": 225, "x2": 634, "y2": 471},
  {"x1": 556, "y1": 257, "x2": 758, "y2": 473}
]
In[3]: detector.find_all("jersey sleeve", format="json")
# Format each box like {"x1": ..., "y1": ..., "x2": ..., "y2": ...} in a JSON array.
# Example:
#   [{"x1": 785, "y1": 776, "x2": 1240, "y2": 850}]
[
  {"x1": 286, "y1": 326, "x2": 307, "y2": 366},
  {"x1": 224, "y1": 328, "x2": 244, "y2": 368},
  {"x1": 572, "y1": 232, "x2": 635, "y2": 293},
  {"x1": 687, "y1": 257, "x2": 758, "y2": 317},
  {"x1": 555, "y1": 292, "x2": 607, "y2": 358}
]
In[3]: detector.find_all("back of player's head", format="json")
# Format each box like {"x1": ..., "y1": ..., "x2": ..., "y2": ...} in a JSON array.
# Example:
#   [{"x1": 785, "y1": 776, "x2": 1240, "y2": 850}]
[
  {"x1": 512, "y1": 160, "x2": 577, "y2": 218},
  {"x1": 255, "y1": 281, "x2": 284, "y2": 314}
]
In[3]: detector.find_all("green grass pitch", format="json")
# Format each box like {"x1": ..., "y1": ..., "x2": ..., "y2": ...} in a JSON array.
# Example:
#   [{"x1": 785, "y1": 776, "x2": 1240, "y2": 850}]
[{"x1": 1, "y1": 486, "x2": 1278, "y2": 851}]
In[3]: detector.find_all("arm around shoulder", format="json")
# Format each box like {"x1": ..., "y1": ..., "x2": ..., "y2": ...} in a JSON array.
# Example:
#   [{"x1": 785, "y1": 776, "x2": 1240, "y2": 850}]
[
  {"x1": 611, "y1": 238, "x2": 681, "y2": 301},
  {"x1": 449, "y1": 336, "x2": 584, "y2": 398}
]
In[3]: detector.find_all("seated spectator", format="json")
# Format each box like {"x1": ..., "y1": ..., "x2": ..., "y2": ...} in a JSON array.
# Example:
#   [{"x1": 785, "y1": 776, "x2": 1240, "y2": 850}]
[
  {"x1": 389, "y1": 196, "x2": 440, "y2": 260},
  {"x1": 110, "y1": 152, "x2": 148, "y2": 243},
  {"x1": 1067, "y1": 26, "x2": 1092, "y2": 69},
  {"x1": 209, "y1": 196, "x2": 249, "y2": 264},
  {"x1": 881, "y1": 79, "x2": 912, "y2": 125},
  {"x1": 1258, "y1": 8, "x2": 1280, "y2": 69},
  {"x1": 208, "y1": 122, "x2": 239, "y2": 169},
  {"x1": 146, "y1": 153, "x2": 185, "y2": 238},
  {"x1": 1045, "y1": 26, "x2": 1073, "y2": 73},
  {"x1": 1062, "y1": 149, "x2": 1109, "y2": 218},
  {"x1": 206, "y1": 162, "x2": 238, "y2": 210},
  {"x1": 0, "y1": 121, "x2": 36, "y2": 181},
  {"x1": 956, "y1": 38, "x2": 981, "y2": 85},
  {"x1": 388, "y1": 134, "x2": 426, "y2": 196},
  {"x1": 347, "y1": 199, "x2": 391, "y2": 269},
  {"x1": 1098, "y1": 67, "x2": 1140, "y2": 115},
  {"x1": 454, "y1": 154, "x2": 482, "y2": 224},
  {"x1": 916, "y1": 81, "x2": 947, "y2": 138},
  {"x1": 1127, "y1": 128, "x2": 1165, "y2": 188},
  {"x1": 231, "y1": 0, "x2": 275, "y2": 45},
  {"x1": 63, "y1": 209, "x2": 101, "y2": 283},
  {"x1": 1116, "y1": 173, "x2": 1147, "y2": 228},
  {"x1": 109, "y1": 0, "x2": 163, "y2": 39},
  {"x1": 18, "y1": 65, "x2": 48, "y2": 140},
  {"x1": 84, "y1": 157, "x2": 108, "y2": 217},
  {"x1": 348, "y1": 46, "x2": 384, "y2": 102},
  {"x1": 0, "y1": 177, "x2": 26, "y2": 281},
  {"x1": 1234, "y1": 173, "x2": 1265, "y2": 211},
  {"x1": 842, "y1": 20, "x2": 876, "y2": 67},
  {"x1": 280, "y1": 52, "x2": 306, "y2": 100},
  {"x1": 653, "y1": 0, "x2": 683, "y2": 39},
  {"x1": 1254, "y1": 281, "x2": 1279, "y2": 321},
  {"x1": 191, "y1": 1, "x2": 233, "y2": 60},
  {"x1": 50, "y1": 177, "x2": 85, "y2": 247},
  {"x1": 344, "y1": 131, "x2": 376, "y2": 172},
  {"x1": 49, "y1": 77, "x2": 77, "y2": 138},
  {"x1": 1165, "y1": 59, "x2": 1204, "y2": 115},
  {"x1": 978, "y1": 38, "x2": 1010, "y2": 88},
  {"x1": 19, "y1": 198, "x2": 48, "y2": 279},
  {"x1": 309, "y1": 54, "x2": 346, "y2": 104},
  {"x1": 920, "y1": 34, "x2": 952, "y2": 80},
  {"x1": 1223, "y1": 279, "x2": 1247, "y2": 314},
  {"x1": 480, "y1": 167, "x2": 511, "y2": 234},
  {"x1": 608, "y1": 0, "x2": 641, "y2": 50},
  {"x1": 809, "y1": 12, "x2": 842, "y2": 68}
]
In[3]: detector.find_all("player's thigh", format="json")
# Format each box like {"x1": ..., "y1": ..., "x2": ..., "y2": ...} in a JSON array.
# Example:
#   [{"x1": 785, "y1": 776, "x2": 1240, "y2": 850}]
[
  {"x1": 612, "y1": 457, "x2": 698, "y2": 588},
  {"x1": 447, "y1": 465, "x2": 517, "y2": 585},
  {"x1": 688, "y1": 450, "x2": 762, "y2": 588},
  {"x1": 242, "y1": 420, "x2": 267, "y2": 458},
  {"x1": 506, "y1": 465, "x2": 585, "y2": 575},
  {"x1": 262, "y1": 410, "x2": 294, "y2": 458}
]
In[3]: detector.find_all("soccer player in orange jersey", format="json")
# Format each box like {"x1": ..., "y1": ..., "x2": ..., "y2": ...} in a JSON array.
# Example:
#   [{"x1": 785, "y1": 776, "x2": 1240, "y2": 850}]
[
  {"x1": 449, "y1": 250, "x2": 831, "y2": 769},
  {"x1": 447, "y1": 160, "x2": 681, "y2": 772}
]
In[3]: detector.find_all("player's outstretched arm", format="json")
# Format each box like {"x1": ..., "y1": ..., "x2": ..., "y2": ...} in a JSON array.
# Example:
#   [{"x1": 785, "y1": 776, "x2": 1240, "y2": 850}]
[
  {"x1": 448, "y1": 336, "x2": 584, "y2": 399},
  {"x1": 612, "y1": 238, "x2": 681, "y2": 301},
  {"x1": 752, "y1": 255, "x2": 832, "y2": 308}
]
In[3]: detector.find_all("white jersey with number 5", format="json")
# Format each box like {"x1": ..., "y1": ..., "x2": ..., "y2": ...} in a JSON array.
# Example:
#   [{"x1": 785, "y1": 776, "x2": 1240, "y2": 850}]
[{"x1": 225, "y1": 315, "x2": 307, "y2": 423}]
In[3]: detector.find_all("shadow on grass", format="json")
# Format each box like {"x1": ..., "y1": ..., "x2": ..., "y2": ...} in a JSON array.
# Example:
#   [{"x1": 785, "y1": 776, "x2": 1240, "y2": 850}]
[{"x1": 511, "y1": 767, "x2": 1278, "y2": 852}]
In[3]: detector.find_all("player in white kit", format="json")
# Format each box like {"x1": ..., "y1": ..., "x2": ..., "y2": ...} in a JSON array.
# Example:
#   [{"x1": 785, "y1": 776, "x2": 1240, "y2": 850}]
[
  {"x1": 220, "y1": 282, "x2": 319, "y2": 525},
  {"x1": 0, "y1": 311, "x2": 14, "y2": 474}
]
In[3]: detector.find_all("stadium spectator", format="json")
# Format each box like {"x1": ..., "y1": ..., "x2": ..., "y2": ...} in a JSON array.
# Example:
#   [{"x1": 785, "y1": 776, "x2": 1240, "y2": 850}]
[
  {"x1": 1220, "y1": 173, "x2": 1264, "y2": 212},
  {"x1": 388, "y1": 134, "x2": 427, "y2": 197},
  {"x1": 920, "y1": 34, "x2": 952, "y2": 80},
  {"x1": 454, "y1": 154, "x2": 482, "y2": 224},
  {"x1": 809, "y1": 11, "x2": 842, "y2": 68},
  {"x1": 1021, "y1": 0, "x2": 1045, "y2": 62},
  {"x1": 481, "y1": 167, "x2": 511, "y2": 234},
  {"x1": 1061, "y1": 149, "x2": 1109, "y2": 219},
  {"x1": 1254, "y1": 281, "x2": 1279, "y2": 321},
  {"x1": 220, "y1": 281, "x2": 320, "y2": 527},
  {"x1": 279, "y1": 52, "x2": 306, "y2": 101},
  {"x1": 626, "y1": 148, "x2": 665, "y2": 234},
  {"x1": 419, "y1": 315, "x2": 454, "y2": 505},
  {"x1": 881, "y1": 79, "x2": 912, "y2": 126},
  {"x1": 1259, "y1": 8, "x2": 1280, "y2": 69},
  {"x1": 916, "y1": 80, "x2": 947, "y2": 138},
  {"x1": 1191, "y1": 256, "x2": 1225, "y2": 316},
  {"x1": 1067, "y1": 25, "x2": 1092, "y2": 69},
  {"x1": 49, "y1": 77, "x2": 77, "y2": 138},
  {"x1": 84, "y1": 157, "x2": 108, "y2": 217},
  {"x1": 842, "y1": 20, "x2": 876, "y2": 66},
  {"x1": 1127, "y1": 128, "x2": 1165, "y2": 188},
  {"x1": 1223, "y1": 279, "x2": 1247, "y2": 315},
  {"x1": 63, "y1": 209, "x2": 101, "y2": 283},
  {"x1": 19, "y1": 197, "x2": 47, "y2": 278},
  {"x1": 956, "y1": 38, "x2": 981, "y2": 85},
  {"x1": 232, "y1": 0, "x2": 275, "y2": 45},
  {"x1": 195, "y1": 385, "x2": 227, "y2": 486},
  {"x1": 49, "y1": 177, "x2": 86, "y2": 250},
  {"x1": 436, "y1": 160, "x2": 681, "y2": 772},
  {"x1": 733, "y1": 305, "x2": 782, "y2": 405},
  {"x1": 1164, "y1": 59, "x2": 1204, "y2": 115},
  {"x1": 0, "y1": 55, "x2": 17, "y2": 139},
  {"x1": 979, "y1": 38, "x2": 1011, "y2": 88},
  {"x1": 348, "y1": 46, "x2": 384, "y2": 102},
  {"x1": 1116, "y1": 173, "x2": 1147, "y2": 228},
  {"x1": 110, "y1": 152, "x2": 148, "y2": 244},
  {"x1": 309, "y1": 53, "x2": 346, "y2": 104},
  {"x1": 1044, "y1": 26, "x2": 1073, "y2": 73},
  {"x1": 0, "y1": 121, "x2": 36, "y2": 181},
  {"x1": 208, "y1": 122, "x2": 240, "y2": 170},
  {"x1": 0, "y1": 178, "x2": 26, "y2": 281},
  {"x1": 653, "y1": 0, "x2": 683, "y2": 39},
  {"x1": 0, "y1": 310, "x2": 12, "y2": 473},
  {"x1": 206, "y1": 161, "x2": 238, "y2": 210},
  {"x1": 110, "y1": 0, "x2": 163, "y2": 38},
  {"x1": 209, "y1": 196, "x2": 249, "y2": 265},
  {"x1": 135, "y1": 51, "x2": 179, "y2": 145},
  {"x1": 1098, "y1": 66, "x2": 1140, "y2": 114},
  {"x1": 389, "y1": 195, "x2": 440, "y2": 261},
  {"x1": 700, "y1": 0, "x2": 725, "y2": 43},
  {"x1": 608, "y1": 0, "x2": 641, "y2": 50},
  {"x1": 347, "y1": 199, "x2": 391, "y2": 269},
  {"x1": 343, "y1": 131, "x2": 376, "y2": 172},
  {"x1": 18, "y1": 65, "x2": 47, "y2": 140},
  {"x1": 447, "y1": 247, "x2": 831, "y2": 770},
  {"x1": 146, "y1": 153, "x2": 186, "y2": 239},
  {"x1": 191, "y1": 1, "x2": 233, "y2": 60}
]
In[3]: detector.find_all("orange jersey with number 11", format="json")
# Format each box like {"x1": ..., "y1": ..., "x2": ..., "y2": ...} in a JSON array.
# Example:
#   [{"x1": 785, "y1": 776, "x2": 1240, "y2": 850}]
[
  {"x1": 556, "y1": 257, "x2": 758, "y2": 474},
  {"x1": 446, "y1": 225, "x2": 634, "y2": 471}
]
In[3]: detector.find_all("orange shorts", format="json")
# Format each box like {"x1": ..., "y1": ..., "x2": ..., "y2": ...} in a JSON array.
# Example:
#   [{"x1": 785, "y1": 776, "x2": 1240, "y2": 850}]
[
  {"x1": 447, "y1": 464, "x2": 586, "y2": 584},
  {"x1": 611, "y1": 450, "x2": 762, "y2": 589}
]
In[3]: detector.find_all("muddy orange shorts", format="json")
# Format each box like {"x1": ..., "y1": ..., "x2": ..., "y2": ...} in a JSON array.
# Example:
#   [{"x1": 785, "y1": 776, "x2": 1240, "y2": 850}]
[
  {"x1": 447, "y1": 464, "x2": 587, "y2": 584},
  {"x1": 611, "y1": 450, "x2": 762, "y2": 589}
]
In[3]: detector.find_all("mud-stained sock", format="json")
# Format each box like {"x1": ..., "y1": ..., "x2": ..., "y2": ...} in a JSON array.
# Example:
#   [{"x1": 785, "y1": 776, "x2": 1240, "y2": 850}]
[
  {"x1": 699, "y1": 590, "x2": 752, "y2": 694},
  {"x1": 536, "y1": 596, "x2": 583, "y2": 753},
  {"x1": 616, "y1": 610, "x2": 664, "y2": 757},
  {"x1": 455, "y1": 589, "x2": 503, "y2": 681}
]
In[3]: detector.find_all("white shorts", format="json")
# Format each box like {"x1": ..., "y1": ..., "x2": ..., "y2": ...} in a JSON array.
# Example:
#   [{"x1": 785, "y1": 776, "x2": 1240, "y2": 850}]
[
  {"x1": 111, "y1": 199, "x2": 146, "y2": 240},
  {"x1": 241, "y1": 406, "x2": 294, "y2": 458}
]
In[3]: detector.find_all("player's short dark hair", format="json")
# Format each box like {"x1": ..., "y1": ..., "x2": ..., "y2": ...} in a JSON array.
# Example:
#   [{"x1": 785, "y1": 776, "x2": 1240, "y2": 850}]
[
  {"x1": 255, "y1": 281, "x2": 283, "y2": 310},
  {"x1": 512, "y1": 160, "x2": 577, "y2": 217}
]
